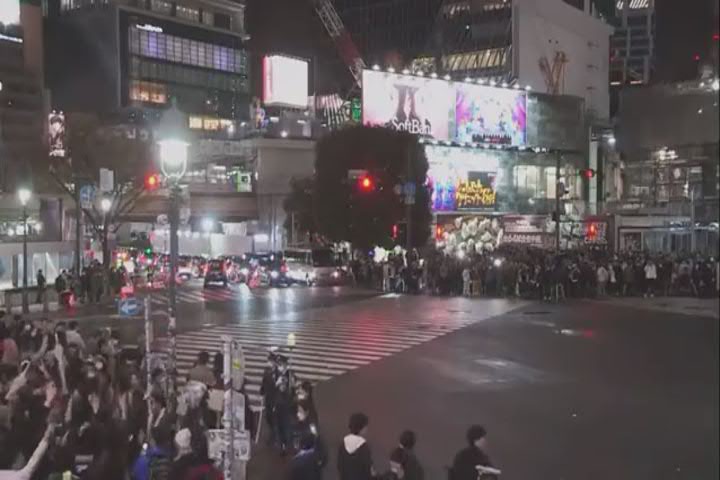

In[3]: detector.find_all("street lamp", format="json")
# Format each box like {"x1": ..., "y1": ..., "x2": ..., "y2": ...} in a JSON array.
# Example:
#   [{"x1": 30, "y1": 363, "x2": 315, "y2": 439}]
[
  {"x1": 18, "y1": 187, "x2": 31, "y2": 314},
  {"x1": 100, "y1": 197, "x2": 112, "y2": 213},
  {"x1": 156, "y1": 102, "x2": 189, "y2": 400}
]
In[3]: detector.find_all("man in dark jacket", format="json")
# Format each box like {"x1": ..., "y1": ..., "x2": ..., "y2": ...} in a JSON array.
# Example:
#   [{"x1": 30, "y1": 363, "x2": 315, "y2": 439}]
[
  {"x1": 338, "y1": 412, "x2": 375, "y2": 480},
  {"x1": 450, "y1": 425, "x2": 497, "y2": 480},
  {"x1": 398, "y1": 430, "x2": 423, "y2": 480}
]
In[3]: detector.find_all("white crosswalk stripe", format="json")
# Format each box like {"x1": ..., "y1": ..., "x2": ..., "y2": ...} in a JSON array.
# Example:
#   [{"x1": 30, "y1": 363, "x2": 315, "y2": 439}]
[
  {"x1": 162, "y1": 311, "x2": 476, "y2": 405},
  {"x1": 150, "y1": 287, "x2": 246, "y2": 306}
]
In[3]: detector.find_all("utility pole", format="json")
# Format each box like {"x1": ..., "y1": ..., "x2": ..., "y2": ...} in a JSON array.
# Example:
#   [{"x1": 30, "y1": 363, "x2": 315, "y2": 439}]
[
  {"x1": 555, "y1": 153, "x2": 562, "y2": 252},
  {"x1": 167, "y1": 184, "x2": 179, "y2": 399}
]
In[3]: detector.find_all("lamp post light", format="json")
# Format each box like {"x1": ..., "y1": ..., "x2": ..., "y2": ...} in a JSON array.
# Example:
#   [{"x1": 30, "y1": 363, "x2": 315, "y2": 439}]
[
  {"x1": 156, "y1": 103, "x2": 189, "y2": 400},
  {"x1": 18, "y1": 187, "x2": 32, "y2": 314}
]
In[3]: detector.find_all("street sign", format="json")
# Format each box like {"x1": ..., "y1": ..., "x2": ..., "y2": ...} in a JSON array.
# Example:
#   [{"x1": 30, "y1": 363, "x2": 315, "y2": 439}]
[
  {"x1": 99, "y1": 168, "x2": 114, "y2": 192},
  {"x1": 207, "y1": 429, "x2": 251, "y2": 463},
  {"x1": 403, "y1": 182, "x2": 416, "y2": 196},
  {"x1": 118, "y1": 297, "x2": 144, "y2": 316},
  {"x1": 79, "y1": 185, "x2": 96, "y2": 209},
  {"x1": 404, "y1": 194, "x2": 416, "y2": 205}
]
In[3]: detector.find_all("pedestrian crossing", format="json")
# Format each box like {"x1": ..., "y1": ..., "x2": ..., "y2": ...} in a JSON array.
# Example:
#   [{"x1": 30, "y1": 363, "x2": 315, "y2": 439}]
[
  {"x1": 149, "y1": 286, "x2": 249, "y2": 306},
  {"x1": 164, "y1": 299, "x2": 486, "y2": 405}
]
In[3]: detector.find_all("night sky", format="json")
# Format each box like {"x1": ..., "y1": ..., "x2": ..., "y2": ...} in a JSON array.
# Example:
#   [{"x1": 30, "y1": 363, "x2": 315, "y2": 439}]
[{"x1": 246, "y1": 0, "x2": 717, "y2": 94}]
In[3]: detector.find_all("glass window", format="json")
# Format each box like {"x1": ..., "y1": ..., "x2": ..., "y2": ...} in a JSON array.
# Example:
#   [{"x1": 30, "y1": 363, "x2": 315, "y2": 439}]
[
  {"x1": 202, "y1": 10, "x2": 214, "y2": 26},
  {"x1": 176, "y1": 5, "x2": 200, "y2": 22},
  {"x1": 151, "y1": 0, "x2": 172, "y2": 15}
]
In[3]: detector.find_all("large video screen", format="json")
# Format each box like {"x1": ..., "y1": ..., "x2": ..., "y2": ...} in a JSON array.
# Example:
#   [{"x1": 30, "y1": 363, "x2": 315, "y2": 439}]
[
  {"x1": 362, "y1": 70, "x2": 454, "y2": 141},
  {"x1": 426, "y1": 145, "x2": 500, "y2": 212},
  {"x1": 455, "y1": 84, "x2": 527, "y2": 146},
  {"x1": 263, "y1": 55, "x2": 309, "y2": 109},
  {"x1": 362, "y1": 70, "x2": 527, "y2": 146},
  {"x1": 0, "y1": 0, "x2": 22, "y2": 43}
]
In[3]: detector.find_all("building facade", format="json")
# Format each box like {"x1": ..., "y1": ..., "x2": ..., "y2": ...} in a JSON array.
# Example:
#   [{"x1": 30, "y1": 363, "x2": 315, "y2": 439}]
[
  {"x1": 46, "y1": 0, "x2": 250, "y2": 132},
  {"x1": 611, "y1": 80, "x2": 719, "y2": 254},
  {"x1": 610, "y1": 0, "x2": 655, "y2": 86}
]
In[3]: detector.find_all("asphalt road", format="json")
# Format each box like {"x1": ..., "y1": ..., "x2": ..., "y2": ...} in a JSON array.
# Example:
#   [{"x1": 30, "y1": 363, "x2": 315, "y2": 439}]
[{"x1": 52, "y1": 283, "x2": 719, "y2": 479}]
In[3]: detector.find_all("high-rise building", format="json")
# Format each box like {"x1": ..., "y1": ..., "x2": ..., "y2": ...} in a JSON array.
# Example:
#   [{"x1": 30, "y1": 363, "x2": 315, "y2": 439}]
[
  {"x1": 0, "y1": 0, "x2": 45, "y2": 189},
  {"x1": 609, "y1": 0, "x2": 655, "y2": 85},
  {"x1": 45, "y1": 0, "x2": 251, "y2": 133}
]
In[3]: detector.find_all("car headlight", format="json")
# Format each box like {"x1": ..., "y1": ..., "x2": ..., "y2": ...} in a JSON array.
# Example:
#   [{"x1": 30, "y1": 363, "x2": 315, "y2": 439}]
[
  {"x1": 240, "y1": 268, "x2": 249, "y2": 276},
  {"x1": 332, "y1": 271, "x2": 340, "y2": 279},
  {"x1": 270, "y1": 271, "x2": 279, "y2": 279}
]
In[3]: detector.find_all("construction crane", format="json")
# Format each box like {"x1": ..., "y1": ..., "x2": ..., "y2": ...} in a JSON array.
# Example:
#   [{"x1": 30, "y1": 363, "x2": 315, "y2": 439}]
[{"x1": 312, "y1": 0, "x2": 366, "y2": 89}]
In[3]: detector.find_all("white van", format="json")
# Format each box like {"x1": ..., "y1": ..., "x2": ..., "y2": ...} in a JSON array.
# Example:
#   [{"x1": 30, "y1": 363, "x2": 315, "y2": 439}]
[{"x1": 284, "y1": 248, "x2": 343, "y2": 286}]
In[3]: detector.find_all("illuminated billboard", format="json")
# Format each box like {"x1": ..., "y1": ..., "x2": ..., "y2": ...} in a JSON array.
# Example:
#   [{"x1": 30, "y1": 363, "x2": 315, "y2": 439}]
[
  {"x1": 426, "y1": 145, "x2": 499, "y2": 212},
  {"x1": 0, "y1": 0, "x2": 22, "y2": 43},
  {"x1": 263, "y1": 55, "x2": 309, "y2": 109},
  {"x1": 455, "y1": 84, "x2": 526, "y2": 146},
  {"x1": 362, "y1": 70, "x2": 527, "y2": 145},
  {"x1": 362, "y1": 70, "x2": 454, "y2": 141},
  {"x1": 48, "y1": 112, "x2": 66, "y2": 158}
]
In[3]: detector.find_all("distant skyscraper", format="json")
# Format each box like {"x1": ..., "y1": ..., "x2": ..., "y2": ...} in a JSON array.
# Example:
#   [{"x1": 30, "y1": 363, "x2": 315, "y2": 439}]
[{"x1": 610, "y1": 0, "x2": 655, "y2": 85}]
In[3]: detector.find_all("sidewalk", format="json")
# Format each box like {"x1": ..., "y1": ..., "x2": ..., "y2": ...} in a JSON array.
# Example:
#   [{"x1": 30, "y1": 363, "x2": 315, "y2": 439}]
[{"x1": 586, "y1": 295, "x2": 720, "y2": 319}]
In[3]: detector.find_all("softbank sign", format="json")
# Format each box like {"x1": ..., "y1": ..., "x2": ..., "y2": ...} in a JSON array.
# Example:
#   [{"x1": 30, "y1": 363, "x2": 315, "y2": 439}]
[
  {"x1": 362, "y1": 70, "x2": 527, "y2": 146},
  {"x1": 362, "y1": 70, "x2": 453, "y2": 141}
]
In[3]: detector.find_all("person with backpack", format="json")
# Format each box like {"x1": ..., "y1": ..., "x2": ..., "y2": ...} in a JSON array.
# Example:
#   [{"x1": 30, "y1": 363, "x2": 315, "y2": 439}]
[
  {"x1": 131, "y1": 426, "x2": 173, "y2": 480},
  {"x1": 338, "y1": 412, "x2": 375, "y2": 480}
]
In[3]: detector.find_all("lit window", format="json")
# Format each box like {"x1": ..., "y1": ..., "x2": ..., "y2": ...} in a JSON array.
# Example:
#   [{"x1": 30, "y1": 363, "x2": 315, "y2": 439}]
[
  {"x1": 176, "y1": 5, "x2": 200, "y2": 22},
  {"x1": 203, "y1": 118, "x2": 220, "y2": 130},
  {"x1": 151, "y1": 0, "x2": 172, "y2": 15},
  {"x1": 189, "y1": 116, "x2": 203, "y2": 129},
  {"x1": 129, "y1": 81, "x2": 167, "y2": 104}
]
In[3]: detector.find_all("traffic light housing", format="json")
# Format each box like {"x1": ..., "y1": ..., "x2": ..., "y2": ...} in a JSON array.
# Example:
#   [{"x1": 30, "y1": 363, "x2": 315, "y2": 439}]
[
  {"x1": 144, "y1": 173, "x2": 161, "y2": 190},
  {"x1": 580, "y1": 169, "x2": 596, "y2": 179}
]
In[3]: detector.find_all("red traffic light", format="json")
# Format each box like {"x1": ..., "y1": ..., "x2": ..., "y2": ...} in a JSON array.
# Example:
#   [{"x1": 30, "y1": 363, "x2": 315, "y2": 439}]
[
  {"x1": 144, "y1": 173, "x2": 160, "y2": 190},
  {"x1": 392, "y1": 224, "x2": 399, "y2": 239},
  {"x1": 580, "y1": 169, "x2": 596, "y2": 179},
  {"x1": 435, "y1": 225, "x2": 444, "y2": 239},
  {"x1": 358, "y1": 175, "x2": 374, "y2": 192}
]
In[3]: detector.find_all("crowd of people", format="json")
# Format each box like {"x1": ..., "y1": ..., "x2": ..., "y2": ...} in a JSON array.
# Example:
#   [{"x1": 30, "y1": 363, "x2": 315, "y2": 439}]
[
  {"x1": 0, "y1": 311, "x2": 230, "y2": 480},
  {"x1": 355, "y1": 246, "x2": 718, "y2": 301},
  {"x1": 2, "y1": 313, "x2": 501, "y2": 480},
  {"x1": 46, "y1": 261, "x2": 130, "y2": 309}
]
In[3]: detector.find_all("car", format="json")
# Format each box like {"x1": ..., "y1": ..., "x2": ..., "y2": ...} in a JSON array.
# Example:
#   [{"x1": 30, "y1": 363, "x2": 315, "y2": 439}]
[
  {"x1": 203, "y1": 259, "x2": 228, "y2": 288},
  {"x1": 177, "y1": 256, "x2": 194, "y2": 282},
  {"x1": 284, "y1": 247, "x2": 345, "y2": 286}
]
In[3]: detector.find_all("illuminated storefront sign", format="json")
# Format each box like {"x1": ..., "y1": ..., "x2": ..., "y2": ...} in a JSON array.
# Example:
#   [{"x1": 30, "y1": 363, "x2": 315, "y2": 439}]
[
  {"x1": 455, "y1": 179, "x2": 496, "y2": 209},
  {"x1": 362, "y1": 70, "x2": 527, "y2": 145},
  {"x1": 502, "y1": 215, "x2": 550, "y2": 247},
  {"x1": 426, "y1": 145, "x2": 499, "y2": 212}
]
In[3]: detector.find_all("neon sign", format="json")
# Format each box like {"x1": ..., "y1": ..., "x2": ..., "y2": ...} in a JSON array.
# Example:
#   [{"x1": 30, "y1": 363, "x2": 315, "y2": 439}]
[{"x1": 455, "y1": 180, "x2": 496, "y2": 209}]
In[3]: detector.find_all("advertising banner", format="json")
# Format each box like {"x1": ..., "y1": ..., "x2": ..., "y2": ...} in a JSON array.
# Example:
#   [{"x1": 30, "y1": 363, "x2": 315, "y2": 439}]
[
  {"x1": 48, "y1": 112, "x2": 67, "y2": 158},
  {"x1": 362, "y1": 70, "x2": 454, "y2": 141},
  {"x1": 0, "y1": 1, "x2": 22, "y2": 43},
  {"x1": 263, "y1": 55, "x2": 309, "y2": 108},
  {"x1": 455, "y1": 84, "x2": 527, "y2": 146},
  {"x1": 362, "y1": 70, "x2": 527, "y2": 146},
  {"x1": 426, "y1": 145, "x2": 499, "y2": 212},
  {"x1": 501, "y1": 215, "x2": 552, "y2": 247}
]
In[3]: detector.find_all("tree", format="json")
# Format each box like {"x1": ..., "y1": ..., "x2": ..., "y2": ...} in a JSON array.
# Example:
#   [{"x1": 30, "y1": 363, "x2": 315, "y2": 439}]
[
  {"x1": 313, "y1": 126, "x2": 432, "y2": 249},
  {"x1": 49, "y1": 112, "x2": 155, "y2": 269}
]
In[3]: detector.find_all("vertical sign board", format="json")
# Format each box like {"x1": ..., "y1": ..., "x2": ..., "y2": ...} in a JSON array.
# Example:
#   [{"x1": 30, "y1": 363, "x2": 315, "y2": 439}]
[{"x1": 263, "y1": 55, "x2": 309, "y2": 109}]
